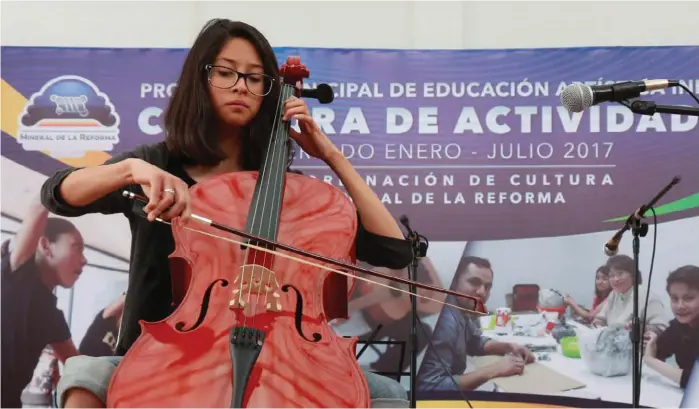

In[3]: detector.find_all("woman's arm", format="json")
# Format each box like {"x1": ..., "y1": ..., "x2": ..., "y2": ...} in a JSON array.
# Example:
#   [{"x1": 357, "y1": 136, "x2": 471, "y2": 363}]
[
  {"x1": 53, "y1": 160, "x2": 134, "y2": 209},
  {"x1": 41, "y1": 150, "x2": 147, "y2": 217},
  {"x1": 103, "y1": 293, "x2": 127, "y2": 318},
  {"x1": 591, "y1": 295, "x2": 611, "y2": 327},
  {"x1": 565, "y1": 297, "x2": 601, "y2": 321},
  {"x1": 643, "y1": 297, "x2": 670, "y2": 334},
  {"x1": 643, "y1": 356, "x2": 683, "y2": 386},
  {"x1": 325, "y1": 151, "x2": 404, "y2": 240},
  {"x1": 7, "y1": 197, "x2": 49, "y2": 272},
  {"x1": 42, "y1": 149, "x2": 192, "y2": 222}
]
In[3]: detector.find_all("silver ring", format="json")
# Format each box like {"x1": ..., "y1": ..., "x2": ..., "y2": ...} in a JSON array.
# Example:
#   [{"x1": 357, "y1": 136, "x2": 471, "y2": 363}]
[{"x1": 164, "y1": 188, "x2": 176, "y2": 195}]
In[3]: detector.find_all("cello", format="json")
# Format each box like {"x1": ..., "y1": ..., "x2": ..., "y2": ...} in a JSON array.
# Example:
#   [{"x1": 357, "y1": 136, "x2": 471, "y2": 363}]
[{"x1": 106, "y1": 56, "x2": 486, "y2": 408}]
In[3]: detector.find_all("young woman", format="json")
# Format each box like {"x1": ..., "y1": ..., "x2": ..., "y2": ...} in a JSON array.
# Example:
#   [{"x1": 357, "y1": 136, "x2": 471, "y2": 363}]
[
  {"x1": 43, "y1": 19, "x2": 413, "y2": 408},
  {"x1": 592, "y1": 255, "x2": 668, "y2": 334},
  {"x1": 1, "y1": 198, "x2": 83, "y2": 407},
  {"x1": 564, "y1": 265, "x2": 611, "y2": 322},
  {"x1": 644, "y1": 265, "x2": 699, "y2": 389}
]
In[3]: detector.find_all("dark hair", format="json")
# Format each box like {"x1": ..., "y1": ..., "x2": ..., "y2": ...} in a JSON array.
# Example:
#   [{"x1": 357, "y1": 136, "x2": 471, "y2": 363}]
[
  {"x1": 450, "y1": 256, "x2": 492, "y2": 290},
  {"x1": 164, "y1": 19, "x2": 293, "y2": 170},
  {"x1": 44, "y1": 218, "x2": 78, "y2": 242},
  {"x1": 667, "y1": 265, "x2": 699, "y2": 292},
  {"x1": 594, "y1": 265, "x2": 611, "y2": 301},
  {"x1": 606, "y1": 254, "x2": 642, "y2": 284}
]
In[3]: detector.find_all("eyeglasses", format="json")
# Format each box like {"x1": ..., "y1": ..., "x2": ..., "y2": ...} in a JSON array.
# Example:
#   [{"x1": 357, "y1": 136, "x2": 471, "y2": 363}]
[
  {"x1": 205, "y1": 64, "x2": 274, "y2": 96},
  {"x1": 609, "y1": 271, "x2": 629, "y2": 279}
]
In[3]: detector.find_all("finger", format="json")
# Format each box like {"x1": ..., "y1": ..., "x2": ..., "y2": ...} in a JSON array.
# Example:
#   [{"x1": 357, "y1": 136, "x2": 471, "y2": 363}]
[
  {"x1": 288, "y1": 127, "x2": 313, "y2": 146},
  {"x1": 179, "y1": 182, "x2": 192, "y2": 224},
  {"x1": 150, "y1": 185, "x2": 176, "y2": 221},
  {"x1": 145, "y1": 174, "x2": 164, "y2": 215},
  {"x1": 283, "y1": 97, "x2": 304, "y2": 112},
  {"x1": 283, "y1": 105, "x2": 309, "y2": 121},
  {"x1": 162, "y1": 184, "x2": 187, "y2": 221},
  {"x1": 181, "y1": 197, "x2": 192, "y2": 224},
  {"x1": 284, "y1": 95, "x2": 301, "y2": 106},
  {"x1": 292, "y1": 114, "x2": 316, "y2": 131},
  {"x1": 165, "y1": 181, "x2": 190, "y2": 222}
]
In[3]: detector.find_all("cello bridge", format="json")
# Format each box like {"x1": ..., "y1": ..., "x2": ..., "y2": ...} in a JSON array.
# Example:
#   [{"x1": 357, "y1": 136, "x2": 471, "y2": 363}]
[{"x1": 229, "y1": 264, "x2": 282, "y2": 312}]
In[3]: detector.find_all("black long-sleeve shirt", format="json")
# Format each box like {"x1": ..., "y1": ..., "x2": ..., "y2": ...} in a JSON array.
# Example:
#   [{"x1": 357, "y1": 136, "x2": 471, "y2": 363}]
[
  {"x1": 40, "y1": 142, "x2": 413, "y2": 355},
  {"x1": 654, "y1": 318, "x2": 699, "y2": 388}
]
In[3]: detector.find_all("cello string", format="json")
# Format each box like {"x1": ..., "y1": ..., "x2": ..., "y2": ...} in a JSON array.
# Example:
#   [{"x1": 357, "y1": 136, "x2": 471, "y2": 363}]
[
  {"x1": 253, "y1": 83, "x2": 291, "y2": 320},
  {"x1": 245, "y1": 73, "x2": 286, "y2": 326},
  {"x1": 259, "y1": 85, "x2": 291, "y2": 315},
  {"x1": 254, "y1": 82, "x2": 292, "y2": 319},
  {"x1": 154, "y1": 217, "x2": 485, "y2": 316}
]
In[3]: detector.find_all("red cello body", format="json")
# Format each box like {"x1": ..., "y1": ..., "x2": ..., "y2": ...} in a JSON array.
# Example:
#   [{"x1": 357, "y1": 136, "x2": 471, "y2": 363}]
[
  {"x1": 107, "y1": 172, "x2": 370, "y2": 407},
  {"x1": 107, "y1": 57, "x2": 372, "y2": 407}
]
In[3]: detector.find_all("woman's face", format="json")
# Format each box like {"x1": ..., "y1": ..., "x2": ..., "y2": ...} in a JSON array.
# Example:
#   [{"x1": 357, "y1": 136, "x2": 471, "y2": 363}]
[
  {"x1": 43, "y1": 230, "x2": 87, "y2": 288},
  {"x1": 668, "y1": 282, "x2": 699, "y2": 326},
  {"x1": 595, "y1": 271, "x2": 611, "y2": 293},
  {"x1": 609, "y1": 267, "x2": 633, "y2": 293},
  {"x1": 208, "y1": 37, "x2": 269, "y2": 129}
]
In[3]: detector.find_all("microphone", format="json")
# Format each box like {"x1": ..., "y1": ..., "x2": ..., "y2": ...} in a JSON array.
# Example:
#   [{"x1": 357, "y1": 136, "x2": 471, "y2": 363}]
[
  {"x1": 301, "y1": 83, "x2": 334, "y2": 104},
  {"x1": 561, "y1": 79, "x2": 680, "y2": 113},
  {"x1": 400, "y1": 215, "x2": 428, "y2": 259},
  {"x1": 603, "y1": 176, "x2": 681, "y2": 256},
  {"x1": 604, "y1": 209, "x2": 644, "y2": 257}
]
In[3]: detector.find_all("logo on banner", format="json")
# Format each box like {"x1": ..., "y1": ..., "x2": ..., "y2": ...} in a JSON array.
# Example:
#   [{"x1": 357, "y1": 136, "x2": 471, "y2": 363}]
[{"x1": 17, "y1": 75, "x2": 120, "y2": 158}]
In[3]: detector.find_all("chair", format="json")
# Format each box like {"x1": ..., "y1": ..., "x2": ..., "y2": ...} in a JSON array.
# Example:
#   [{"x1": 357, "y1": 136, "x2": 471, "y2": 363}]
[
  {"x1": 347, "y1": 325, "x2": 410, "y2": 383},
  {"x1": 511, "y1": 284, "x2": 540, "y2": 312}
]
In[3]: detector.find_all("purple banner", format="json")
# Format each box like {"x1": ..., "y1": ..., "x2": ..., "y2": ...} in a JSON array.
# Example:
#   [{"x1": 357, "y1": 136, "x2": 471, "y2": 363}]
[{"x1": 2, "y1": 46, "x2": 698, "y2": 241}]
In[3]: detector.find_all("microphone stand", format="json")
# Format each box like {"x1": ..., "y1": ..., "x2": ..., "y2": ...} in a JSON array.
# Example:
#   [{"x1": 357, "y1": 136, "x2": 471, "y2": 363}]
[
  {"x1": 627, "y1": 100, "x2": 699, "y2": 117},
  {"x1": 399, "y1": 216, "x2": 428, "y2": 409},
  {"x1": 630, "y1": 216, "x2": 648, "y2": 408},
  {"x1": 603, "y1": 176, "x2": 681, "y2": 408}
]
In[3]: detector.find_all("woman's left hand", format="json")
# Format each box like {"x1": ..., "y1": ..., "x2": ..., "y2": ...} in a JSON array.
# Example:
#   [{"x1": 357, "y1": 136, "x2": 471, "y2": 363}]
[{"x1": 283, "y1": 95, "x2": 340, "y2": 162}]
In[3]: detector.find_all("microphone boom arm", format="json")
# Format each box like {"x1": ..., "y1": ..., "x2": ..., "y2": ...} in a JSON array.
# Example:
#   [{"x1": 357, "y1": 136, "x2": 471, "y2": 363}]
[{"x1": 604, "y1": 176, "x2": 681, "y2": 255}]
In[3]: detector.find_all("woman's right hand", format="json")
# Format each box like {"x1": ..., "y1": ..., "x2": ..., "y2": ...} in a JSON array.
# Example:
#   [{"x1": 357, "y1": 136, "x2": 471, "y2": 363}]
[
  {"x1": 643, "y1": 331, "x2": 658, "y2": 357},
  {"x1": 127, "y1": 159, "x2": 191, "y2": 223}
]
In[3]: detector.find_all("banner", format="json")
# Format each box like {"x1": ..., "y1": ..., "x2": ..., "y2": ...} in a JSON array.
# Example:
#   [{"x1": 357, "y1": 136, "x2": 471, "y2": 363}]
[{"x1": 2, "y1": 45, "x2": 698, "y2": 408}]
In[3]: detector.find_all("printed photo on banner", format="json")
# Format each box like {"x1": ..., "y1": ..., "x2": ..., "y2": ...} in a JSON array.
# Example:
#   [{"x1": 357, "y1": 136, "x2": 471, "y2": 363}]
[
  {"x1": 415, "y1": 231, "x2": 699, "y2": 407},
  {"x1": 1, "y1": 166, "x2": 129, "y2": 408},
  {"x1": 1, "y1": 44, "x2": 698, "y2": 408},
  {"x1": 330, "y1": 258, "x2": 446, "y2": 377}
]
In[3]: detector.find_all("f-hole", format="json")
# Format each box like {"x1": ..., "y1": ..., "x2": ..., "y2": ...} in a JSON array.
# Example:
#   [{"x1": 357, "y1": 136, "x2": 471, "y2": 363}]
[
  {"x1": 281, "y1": 284, "x2": 321, "y2": 343},
  {"x1": 175, "y1": 279, "x2": 229, "y2": 332}
]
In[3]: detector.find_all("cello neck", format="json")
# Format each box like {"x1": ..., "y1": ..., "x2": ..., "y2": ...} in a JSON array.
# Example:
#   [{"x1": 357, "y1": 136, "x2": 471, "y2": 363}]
[
  {"x1": 244, "y1": 81, "x2": 296, "y2": 243},
  {"x1": 244, "y1": 57, "x2": 310, "y2": 245}
]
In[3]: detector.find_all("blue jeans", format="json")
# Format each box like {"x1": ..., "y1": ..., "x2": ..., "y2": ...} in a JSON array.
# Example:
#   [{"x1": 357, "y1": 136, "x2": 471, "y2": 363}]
[{"x1": 56, "y1": 355, "x2": 408, "y2": 408}]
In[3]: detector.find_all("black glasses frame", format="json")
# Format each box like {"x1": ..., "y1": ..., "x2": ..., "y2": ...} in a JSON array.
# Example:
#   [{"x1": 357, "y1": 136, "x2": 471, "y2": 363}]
[{"x1": 205, "y1": 64, "x2": 275, "y2": 96}]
